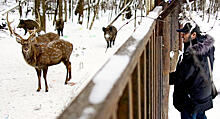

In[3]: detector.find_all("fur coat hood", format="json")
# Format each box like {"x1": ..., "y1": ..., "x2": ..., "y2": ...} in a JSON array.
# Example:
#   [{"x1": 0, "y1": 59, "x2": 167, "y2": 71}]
[{"x1": 186, "y1": 34, "x2": 215, "y2": 55}]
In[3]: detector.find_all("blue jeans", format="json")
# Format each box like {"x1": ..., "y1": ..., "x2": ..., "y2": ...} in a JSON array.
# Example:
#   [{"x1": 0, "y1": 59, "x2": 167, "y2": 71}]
[{"x1": 181, "y1": 110, "x2": 207, "y2": 119}]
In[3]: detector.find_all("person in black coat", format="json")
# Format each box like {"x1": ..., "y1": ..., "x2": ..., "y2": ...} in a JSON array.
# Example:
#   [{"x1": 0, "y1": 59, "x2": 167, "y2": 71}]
[{"x1": 170, "y1": 21, "x2": 215, "y2": 119}]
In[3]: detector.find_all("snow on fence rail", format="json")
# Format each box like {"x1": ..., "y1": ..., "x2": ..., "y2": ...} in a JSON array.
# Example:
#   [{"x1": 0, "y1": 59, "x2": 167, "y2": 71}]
[{"x1": 57, "y1": 0, "x2": 181, "y2": 118}]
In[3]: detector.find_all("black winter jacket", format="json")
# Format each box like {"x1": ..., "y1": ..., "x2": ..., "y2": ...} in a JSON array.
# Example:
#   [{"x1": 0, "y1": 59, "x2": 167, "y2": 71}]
[{"x1": 170, "y1": 34, "x2": 215, "y2": 114}]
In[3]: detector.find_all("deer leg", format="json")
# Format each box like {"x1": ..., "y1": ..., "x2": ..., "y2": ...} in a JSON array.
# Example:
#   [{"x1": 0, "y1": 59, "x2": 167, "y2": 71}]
[
  {"x1": 43, "y1": 67, "x2": 49, "y2": 92},
  {"x1": 63, "y1": 61, "x2": 70, "y2": 84},
  {"x1": 68, "y1": 61, "x2": 72, "y2": 81},
  {"x1": 35, "y1": 68, "x2": 42, "y2": 92}
]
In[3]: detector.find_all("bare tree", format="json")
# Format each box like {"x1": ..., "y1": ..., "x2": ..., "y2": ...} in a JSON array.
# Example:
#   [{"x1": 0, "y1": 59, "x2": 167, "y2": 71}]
[
  {"x1": 42, "y1": 0, "x2": 46, "y2": 32},
  {"x1": 64, "y1": 0, "x2": 67, "y2": 22},
  {"x1": 69, "y1": 0, "x2": 72, "y2": 19},
  {"x1": 59, "y1": 0, "x2": 63, "y2": 19},
  {"x1": 89, "y1": 0, "x2": 100, "y2": 30},
  {"x1": 122, "y1": 0, "x2": 127, "y2": 20},
  {"x1": 34, "y1": 0, "x2": 46, "y2": 32},
  {"x1": 19, "y1": 0, "x2": 22, "y2": 18},
  {"x1": 53, "y1": 0, "x2": 59, "y2": 25},
  {"x1": 87, "y1": 0, "x2": 91, "y2": 28},
  {"x1": 25, "y1": 0, "x2": 31, "y2": 18},
  {"x1": 35, "y1": 0, "x2": 40, "y2": 18}
]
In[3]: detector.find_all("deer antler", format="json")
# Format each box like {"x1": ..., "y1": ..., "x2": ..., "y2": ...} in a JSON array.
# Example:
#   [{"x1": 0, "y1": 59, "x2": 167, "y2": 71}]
[
  {"x1": 14, "y1": 30, "x2": 26, "y2": 43},
  {"x1": 7, "y1": 12, "x2": 24, "y2": 43},
  {"x1": 27, "y1": 28, "x2": 38, "y2": 42},
  {"x1": 6, "y1": 12, "x2": 14, "y2": 36},
  {"x1": 28, "y1": 9, "x2": 41, "y2": 35},
  {"x1": 35, "y1": 10, "x2": 41, "y2": 33}
]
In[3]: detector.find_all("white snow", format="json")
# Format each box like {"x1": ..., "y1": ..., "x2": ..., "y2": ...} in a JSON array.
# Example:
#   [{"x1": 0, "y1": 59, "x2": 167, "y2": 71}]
[
  {"x1": 79, "y1": 107, "x2": 96, "y2": 119},
  {"x1": 1, "y1": 1, "x2": 220, "y2": 119},
  {"x1": 89, "y1": 55, "x2": 130, "y2": 104},
  {"x1": 170, "y1": 51, "x2": 175, "y2": 58},
  {"x1": 132, "y1": 6, "x2": 162, "y2": 41}
]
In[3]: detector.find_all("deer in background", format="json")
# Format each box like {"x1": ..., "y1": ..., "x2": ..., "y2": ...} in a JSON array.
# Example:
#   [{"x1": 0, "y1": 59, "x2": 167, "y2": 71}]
[{"x1": 7, "y1": 13, "x2": 74, "y2": 92}]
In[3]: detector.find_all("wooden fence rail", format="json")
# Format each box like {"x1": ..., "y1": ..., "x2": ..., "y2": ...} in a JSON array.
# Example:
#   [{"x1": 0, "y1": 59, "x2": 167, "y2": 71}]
[{"x1": 58, "y1": 0, "x2": 181, "y2": 119}]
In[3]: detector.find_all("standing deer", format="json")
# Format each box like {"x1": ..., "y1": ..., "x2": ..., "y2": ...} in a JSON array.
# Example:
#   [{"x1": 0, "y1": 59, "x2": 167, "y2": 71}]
[{"x1": 7, "y1": 13, "x2": 74, "y2": 92}]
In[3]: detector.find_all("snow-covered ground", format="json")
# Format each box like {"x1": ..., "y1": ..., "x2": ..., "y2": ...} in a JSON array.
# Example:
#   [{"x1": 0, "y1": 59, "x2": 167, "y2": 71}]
[
  {"x1": 169, "y1": 11, "x2": 220, "y2": 119},
  {"x1": 1, "y1": 1, "x2": 220, "y2": 119}
]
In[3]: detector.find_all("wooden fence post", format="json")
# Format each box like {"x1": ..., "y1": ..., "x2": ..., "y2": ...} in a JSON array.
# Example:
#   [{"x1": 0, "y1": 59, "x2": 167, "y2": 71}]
[
  {"x1": 170, "y1": 6, "x2": 181, "y2": 72},
  {"x1": 162, "y1": 15, "x2": 171, "y2": 119}
]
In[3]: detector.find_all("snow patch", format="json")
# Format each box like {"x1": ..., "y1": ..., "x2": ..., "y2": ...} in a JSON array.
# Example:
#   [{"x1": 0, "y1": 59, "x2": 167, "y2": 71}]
[
  {"x1": 89, "y1": 55, "x2": 129, "y2": 104},
  {"x1": 132, "y1": 6, "x2": 162, "y2": 40},
  {"x1": 79, "y1": 107, "x2": 96, "y2": 119}
]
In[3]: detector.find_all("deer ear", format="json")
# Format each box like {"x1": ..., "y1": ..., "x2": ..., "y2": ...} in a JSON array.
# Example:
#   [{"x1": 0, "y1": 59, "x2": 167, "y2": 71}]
[
  {"x1": 29, "y1": 37, "x2": 35, "y2": 42},
  {"x1": 16, "y1": 37, "x2": 22, "y2": 44},
  {"x1": 109, "y1": 26, "x2": 113, "y2": 31}
]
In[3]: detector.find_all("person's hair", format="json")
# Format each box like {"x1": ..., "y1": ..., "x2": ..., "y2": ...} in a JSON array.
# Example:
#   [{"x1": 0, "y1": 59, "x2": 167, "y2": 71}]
[{"x1": 191, "y1": 24, "x2": 201, "y2": 36}]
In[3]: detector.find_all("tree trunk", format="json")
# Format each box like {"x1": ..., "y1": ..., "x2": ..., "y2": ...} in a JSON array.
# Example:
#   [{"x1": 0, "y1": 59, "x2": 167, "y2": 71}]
[
  {"x1": 35, "y1": 0, "x2": 40, "y2": 21},
  {"x1": 145, "y1": 0, "x2": 150, "y2": 15},
  {"x1": 139, "y1": 0, "x2": 143, "y2": 24},
  {"x1": 202, "y1": 0, "x2": 205, "y2": 21},
  {"x1": 42, "y1": 0, "x2": 46, "y2": 32},
  {"x1": 53, "y1": 0, "x2": 59, "y2": 25},
  {"x1": 64, "y1": 0, "x2": 67, "y2": 22},
  {"x1": 72, "y1": 0, "x2": 74, "y2": 22},
  {"x1": 59, "y1": 0, "x2": 63, "y2": 19},
  {"x1": 19, "y1": 0, "x2": 22, "y2": 18},
  {"x1": 87, "y1": 0, "x2": 91, "y2": 28},
  {"x1": 134, "y1": 0, "x2": 137, "y2": 29},
  {"x1": 122, "y1": 0, "x2": 127, "y2": 20},
  {"x1": 69, "y1": 0, "x2": 71, "y2": 19},
  {"x1": 89, "y1": 0, "x2": 100, "y2": 30}
]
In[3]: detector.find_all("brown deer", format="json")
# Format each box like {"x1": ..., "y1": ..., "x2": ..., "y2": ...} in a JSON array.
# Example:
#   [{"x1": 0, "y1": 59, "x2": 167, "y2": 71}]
[
  {"x1": 7, "y1": 13, "x2": 74, "y2": 92},
  {"x1": 31, "y1": 32, "x2": 60, "y2": 44}
]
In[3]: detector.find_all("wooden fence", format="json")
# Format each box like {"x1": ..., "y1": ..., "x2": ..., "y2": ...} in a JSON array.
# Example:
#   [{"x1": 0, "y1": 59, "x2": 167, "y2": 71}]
[{"x1": 58, "y1": 0, "x2": 180, "y2": 119}]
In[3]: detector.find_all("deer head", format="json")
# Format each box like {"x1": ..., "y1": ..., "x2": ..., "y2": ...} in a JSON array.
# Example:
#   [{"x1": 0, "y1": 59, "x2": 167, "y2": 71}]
[{"x1": 16, "y1": 32, "x2": 37, "y2": 59}]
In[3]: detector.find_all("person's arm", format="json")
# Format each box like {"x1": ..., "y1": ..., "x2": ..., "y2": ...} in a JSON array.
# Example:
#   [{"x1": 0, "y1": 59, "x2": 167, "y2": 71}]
[
  {"x1": 170, "y1": 53, "x2": 196, "y2": 86},
  {"x1": 169, "y1": 71, "x2": 176, "y2": 85}
]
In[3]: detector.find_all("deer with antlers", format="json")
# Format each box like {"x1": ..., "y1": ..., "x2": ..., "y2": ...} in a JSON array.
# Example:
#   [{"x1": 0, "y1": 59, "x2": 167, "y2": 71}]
[{"x1": 7, "y1": 13, "x2": 74, "y2": 92}]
